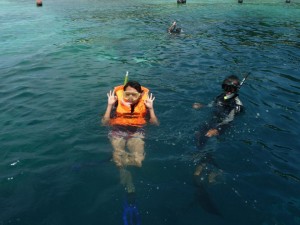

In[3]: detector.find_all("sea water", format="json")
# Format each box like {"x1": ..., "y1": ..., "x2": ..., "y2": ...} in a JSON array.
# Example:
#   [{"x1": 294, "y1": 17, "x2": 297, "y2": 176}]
[{"x1": 1, "y1": 0, "x2": 300, "y2": 224}]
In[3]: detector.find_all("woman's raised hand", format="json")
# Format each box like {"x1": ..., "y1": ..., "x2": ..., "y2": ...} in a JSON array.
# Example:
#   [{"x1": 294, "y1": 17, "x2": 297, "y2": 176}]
[
  {"x1": 144, "y1": 93, "x2": 155, "y2": 109},
  {"x1": 107, "y1": 90, "x2": 117, "y2": 105}
]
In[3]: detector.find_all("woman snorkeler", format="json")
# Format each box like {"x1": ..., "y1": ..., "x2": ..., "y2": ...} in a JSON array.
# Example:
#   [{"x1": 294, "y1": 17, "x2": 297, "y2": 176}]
[{"x1": 102, "y1": 80, "x2": 159, "y2": 193}]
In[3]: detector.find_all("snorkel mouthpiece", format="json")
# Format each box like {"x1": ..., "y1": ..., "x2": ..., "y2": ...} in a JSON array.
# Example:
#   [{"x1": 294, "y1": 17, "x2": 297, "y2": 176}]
[
  {"x1": 222, "y1": 75, "x2": 241, "y2": 100},
  {"x1": 224, "y1": 93, "x2": 235, "y2": 100},
  {"x1": 222, "y1": 83, "x2": 239, "y2": 100}
]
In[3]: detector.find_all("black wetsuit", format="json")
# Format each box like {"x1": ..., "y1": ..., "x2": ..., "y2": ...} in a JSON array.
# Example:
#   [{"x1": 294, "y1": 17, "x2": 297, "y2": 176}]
[
  {"x1": 192, "y1": 92, "x2": 243, "y2": 216},
  {"x1": 196, "y1": 92, "x2": 243, "y2": 149}
]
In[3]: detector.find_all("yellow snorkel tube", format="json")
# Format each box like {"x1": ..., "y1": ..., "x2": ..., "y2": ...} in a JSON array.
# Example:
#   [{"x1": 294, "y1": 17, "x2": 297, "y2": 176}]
[{"x1": 124, "y1": 71, "x2": 129, "y2": 85}]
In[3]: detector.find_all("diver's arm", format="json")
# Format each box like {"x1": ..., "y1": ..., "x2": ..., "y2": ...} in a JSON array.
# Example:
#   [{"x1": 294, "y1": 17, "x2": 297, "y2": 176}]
[
  {"x1": 168, "y1": 21, "x2": 176, "y2": 33},
  {"x1": 216, "y1": 109, "x2": 235, "y2": 127},
  {"x1": 205, "y1": 94, "x2": 243, "y2": 137},
  {"x1": 205, "y1": 109, "x2": 235, "y2": 137},
  {"x1": 193, "y1": 100, "x2": 215, "y2": 110},
  {"x1": 102, "y1": 90, "x2": 117, "y2": 126}
]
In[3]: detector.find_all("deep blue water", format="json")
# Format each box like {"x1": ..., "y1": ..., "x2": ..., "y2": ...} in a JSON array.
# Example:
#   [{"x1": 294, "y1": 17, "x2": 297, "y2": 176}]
[{"x1": 1, "y1": 0, "x2": 300, "y2": 224}]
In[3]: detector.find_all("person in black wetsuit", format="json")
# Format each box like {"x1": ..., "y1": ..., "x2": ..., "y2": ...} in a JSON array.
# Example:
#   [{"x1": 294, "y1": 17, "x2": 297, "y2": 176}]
[
  {"x1": 191, "y1": 75, "x2": 244, "y2": 215},
  {"x1": 193, "y1": 75, "x2": 244, "y2": 170},
  {"x1": 193, "y1": 75, "x2": 243, "y2": 148}
]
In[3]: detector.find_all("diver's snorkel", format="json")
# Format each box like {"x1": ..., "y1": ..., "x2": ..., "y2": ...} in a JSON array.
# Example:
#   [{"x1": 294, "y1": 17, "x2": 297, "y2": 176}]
[
  {"x1": 239, "y1": 72, "x2": 249, "y2": 88},
  {"x1": 224, "y1": 73, "x2": 249, "y2": 100}
]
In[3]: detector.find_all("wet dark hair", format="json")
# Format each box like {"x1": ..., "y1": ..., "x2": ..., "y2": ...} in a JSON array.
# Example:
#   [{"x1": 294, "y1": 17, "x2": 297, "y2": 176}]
[
  {"x1": 222, "y1": 75, "x2": 240, "y2": 92},
  {"x1": 124, "y1": 81, "x2": 143, "y2": 93},
  {"x1": 222, "y1": 75, "x2": 240, "y2": 87}
]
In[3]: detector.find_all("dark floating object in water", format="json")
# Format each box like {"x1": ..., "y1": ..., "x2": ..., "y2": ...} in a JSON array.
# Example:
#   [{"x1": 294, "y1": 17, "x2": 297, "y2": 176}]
[
  {"x1": 238, "y1": 0, "x2": 243, "y2": 3},
  {"x1": 286, "y1": 0, "x2": 291, "y2": 3},
  {"x1": 177, "y1": 0, "x2": 186, "y2": 4},
  {"x1": 36, "y1": 0, "x2": 42, "y2": 7}
]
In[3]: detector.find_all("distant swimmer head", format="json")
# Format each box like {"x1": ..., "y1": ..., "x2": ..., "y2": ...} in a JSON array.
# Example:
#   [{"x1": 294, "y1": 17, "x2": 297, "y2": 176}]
[
  {"x1": 123, "y1": 81, "x2": 143, "y2": 103},
  {"x1": 174, "y1": 28, "x2": 182, "y2": 34},
  {"x1": 36, "y1": 0, "x2": 43, "y2": 6},
  {"x1": 222, "y1": 75, "x2": 240, "y2": 100}
]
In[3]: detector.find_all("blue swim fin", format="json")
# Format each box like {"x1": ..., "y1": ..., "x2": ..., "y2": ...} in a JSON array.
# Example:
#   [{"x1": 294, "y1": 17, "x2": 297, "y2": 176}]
[{"x1": 123, "y1": 193, "x2": 141, "y2": 225}]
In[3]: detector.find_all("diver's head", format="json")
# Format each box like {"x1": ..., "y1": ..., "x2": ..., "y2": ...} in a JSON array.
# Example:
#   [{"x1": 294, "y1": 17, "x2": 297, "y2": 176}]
[
  {"x1": 123, "y1": 80, "x2": 143, "y2": 103},
  {"x1": 222, "y1": 75, "x2": 240, "y2": 100},
  {"x1": 175, "y1": 28, "x2": 181, "y2": 33}
]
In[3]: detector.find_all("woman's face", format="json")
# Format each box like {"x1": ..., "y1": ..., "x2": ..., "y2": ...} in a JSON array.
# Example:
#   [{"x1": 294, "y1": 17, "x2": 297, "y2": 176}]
[{"x1": 123, "y1": 86, "x2": 141, "y2": 103}]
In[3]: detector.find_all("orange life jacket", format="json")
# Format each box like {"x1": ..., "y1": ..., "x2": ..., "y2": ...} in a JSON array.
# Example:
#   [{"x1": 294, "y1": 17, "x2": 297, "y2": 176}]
[{"x1": 109, "y1": 85, "x2": 149, "y2": 127}]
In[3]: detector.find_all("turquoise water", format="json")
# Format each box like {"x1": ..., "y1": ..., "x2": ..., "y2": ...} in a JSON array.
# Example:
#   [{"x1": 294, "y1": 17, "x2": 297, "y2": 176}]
[{"x1": 1, "y1": 0, "x2": 300, "y2": 224}]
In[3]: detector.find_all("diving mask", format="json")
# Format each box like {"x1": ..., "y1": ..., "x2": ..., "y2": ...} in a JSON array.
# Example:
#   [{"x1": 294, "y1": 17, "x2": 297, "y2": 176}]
[
  {"x1": 222, "y1": 83, "x2": 239, "y2": 100},
  {"x1": 222, "y1": 83, "x2": 239, "y2": 93},
  {"x1": 123, "y1": 91, "x2": 141, "y2": 101}
]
